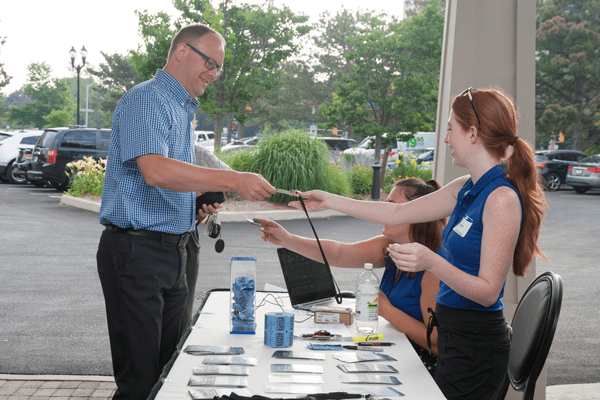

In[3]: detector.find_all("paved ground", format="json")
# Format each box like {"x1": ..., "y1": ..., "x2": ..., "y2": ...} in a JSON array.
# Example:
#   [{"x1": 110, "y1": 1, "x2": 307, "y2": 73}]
[
  {"x1": 2, "y1": 191, "x2": 599, "y2": 400},
  {"x1": 0, "y1": 375, "x2": 115, "y2": 400},
  {"x1": 2, "y1": 371, "x2": 600, "y2": 400}
]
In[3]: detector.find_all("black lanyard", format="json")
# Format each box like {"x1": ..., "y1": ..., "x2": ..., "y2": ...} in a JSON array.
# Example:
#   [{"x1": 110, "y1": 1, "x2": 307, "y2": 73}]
[{"x1": 296, "y1": 196, "x2": 343, "y2": 304}]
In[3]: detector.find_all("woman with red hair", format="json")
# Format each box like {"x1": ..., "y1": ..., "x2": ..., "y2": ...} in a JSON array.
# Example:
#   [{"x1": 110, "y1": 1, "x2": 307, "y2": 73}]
[{"x1": 289, "y1": 87, "x2": 547, "y2": 400}]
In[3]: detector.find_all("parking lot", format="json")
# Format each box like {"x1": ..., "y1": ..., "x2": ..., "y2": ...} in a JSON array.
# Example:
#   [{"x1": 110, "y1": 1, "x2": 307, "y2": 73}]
[{"x1": 0, "y1": 182, "x2": 599, "y2": 386}]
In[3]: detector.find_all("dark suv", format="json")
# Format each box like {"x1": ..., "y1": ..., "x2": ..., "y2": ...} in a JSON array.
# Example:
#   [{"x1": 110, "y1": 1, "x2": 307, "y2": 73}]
[
  {"x1": 535, "y1": 149, "x2": 588, "y2": 191},
  {"x1": 28, "y1": 127, "x2": 110, "y2": 191}
]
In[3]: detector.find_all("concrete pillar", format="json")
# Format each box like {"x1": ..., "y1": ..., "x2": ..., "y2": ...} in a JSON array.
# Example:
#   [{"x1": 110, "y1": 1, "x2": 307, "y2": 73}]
[{"x1": 433, "y1": 1, "x2": 543, "y2": 399}]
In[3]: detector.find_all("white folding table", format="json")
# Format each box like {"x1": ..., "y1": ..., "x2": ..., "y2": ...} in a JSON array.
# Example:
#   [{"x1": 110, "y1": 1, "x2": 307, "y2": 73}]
[{"x1": 152, "y1": 290, "x2": 446, "y2": 400}]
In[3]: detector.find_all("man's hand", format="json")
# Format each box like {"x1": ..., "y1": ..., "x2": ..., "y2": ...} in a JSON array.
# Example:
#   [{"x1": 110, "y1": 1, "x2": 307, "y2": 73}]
[
  {"x1": 195, "y1": 203, "x2": 222, "y2": 225},
  {"x1": 234, "y1": 172, "x2": 276, "y2": 201}
]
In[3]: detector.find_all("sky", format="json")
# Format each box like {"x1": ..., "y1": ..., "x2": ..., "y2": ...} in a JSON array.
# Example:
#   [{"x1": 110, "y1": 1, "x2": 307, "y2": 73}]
[{"x1": 0, "y1": 0, "x2": 405, "y2": 96}]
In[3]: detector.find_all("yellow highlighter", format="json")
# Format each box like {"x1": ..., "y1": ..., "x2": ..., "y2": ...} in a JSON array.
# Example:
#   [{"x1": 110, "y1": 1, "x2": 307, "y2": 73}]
[{"x1": 353, "y1": 333, "x2": 384, "y2": 342}]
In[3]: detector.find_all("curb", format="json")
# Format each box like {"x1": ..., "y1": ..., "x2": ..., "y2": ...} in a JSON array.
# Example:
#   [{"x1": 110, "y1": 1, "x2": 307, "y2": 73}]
[
  {"x1": 0, "y1": 374, "x2": 114, "y2": 382},
  {"x1": 59, "y1": 194, "x2": 346, "y2": 222}
]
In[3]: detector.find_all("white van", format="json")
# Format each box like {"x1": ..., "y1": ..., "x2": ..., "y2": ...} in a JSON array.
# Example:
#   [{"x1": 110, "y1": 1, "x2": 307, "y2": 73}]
[
  {"x1": 396, "y1": 132, "x2": 436, "y2": 157},
  {"x1": 342, "y1": 132, "x2": 436, "y2": 166},
  {"x1": 195, "y1": 131, "x2": 215, "y2": 147}
]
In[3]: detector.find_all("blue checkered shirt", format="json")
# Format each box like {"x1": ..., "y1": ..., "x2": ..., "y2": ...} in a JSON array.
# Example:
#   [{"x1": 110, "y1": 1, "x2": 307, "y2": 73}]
[{"x1": 99, "y1": 70, "x2": 199, "y2": 234}]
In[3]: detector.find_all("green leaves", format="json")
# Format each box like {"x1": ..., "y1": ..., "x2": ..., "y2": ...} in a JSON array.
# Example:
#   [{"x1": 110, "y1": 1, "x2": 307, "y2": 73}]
[
  {"x1": 5, "y1": 62, "x2": 75, "y2": 129},
  {"x1": 322, "y1": 0, "x2": 444, "y2": 142},
  {"x1": 536, "y1": 0, "x2": 600, "y2": 150},
  {"x1": 218, "y1": 131, "x2": 348, "y2": 203}
]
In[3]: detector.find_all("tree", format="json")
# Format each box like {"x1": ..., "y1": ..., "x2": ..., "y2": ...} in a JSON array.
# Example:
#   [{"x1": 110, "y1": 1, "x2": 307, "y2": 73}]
[
  {"x1": 43, "y1": 109, "x2": 74, "y2": 128},
  {"x1": 3, "y1": 89, "x2": 30, "y2": 108},
  {"x1": 536, "y1": 0, "x2": 600, "y2": 150},
  {"x1": 322, "y1": 0, "x2": 444, "y2": 157},
  {"x1": 405, "y1": 0, "x2": 428, "y2": 17},
  {"x1": 132, "y1": 0, "x2": 311, "y2": 150},
  {"x1": 5, "y1": 63, "x2": 75, "y2": 129},
  {"x1": 236, "y1": 62, "x2": 331, "y2": 134},
  {"x1": 306, "y1": 8, "x2": 376, "y2": 135},
  {"x1": 233, "y1": 8, "x2": 369, "y2": 136},
  {"x1": 87, "y1": 52, "x2": 144, "y2": 125},
  {"x1": 0, "y1": 21, "x2": 11, "y2": 90}
]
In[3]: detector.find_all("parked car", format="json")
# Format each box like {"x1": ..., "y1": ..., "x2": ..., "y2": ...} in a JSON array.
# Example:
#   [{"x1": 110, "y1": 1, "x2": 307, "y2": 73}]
[
  {"x1": 195, "y1": 131, "x2": 215, "y2": 146},
  {"x1": 316, "y1": 136, "x2": 359, "y2": 152},
  {"x1": 316, "y1": 136, "x2": 359, "y2": 164},
  {"x1": 0, "y1": 131, "x2": 13, "y2": 141},
  {"x1": 28, "y1": 127, "x2": 110, "y2": 191},
  {"x1": 565, "y1": 154, "x2": 600, "y2": 194},
  {"x1": 0, "y1": 131, "x2": 42, "y2": 184},
  {"x1": 535, "y1": 149, "x2": 588, "y2": 191},
  {"x1": 342, "y1": 134, "x2": 400, "y2": 166},
  {"x1": 219, "y1": 136, "x2": 264, "y2": 154},
  {"x1": 12, "y1": 148, "x2": 38, "y2": 186},
  {"x1": 416, "y1": 148, "x2": 434, "y2": 164}
]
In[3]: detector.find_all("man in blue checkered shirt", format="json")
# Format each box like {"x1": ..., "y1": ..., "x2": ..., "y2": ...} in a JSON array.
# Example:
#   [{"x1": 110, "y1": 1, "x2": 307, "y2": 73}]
[{"x1": 97, "y1": 24, "x2": 276, "y2": 400}]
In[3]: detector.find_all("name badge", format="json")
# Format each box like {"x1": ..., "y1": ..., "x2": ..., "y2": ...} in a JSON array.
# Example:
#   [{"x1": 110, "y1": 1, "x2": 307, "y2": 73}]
[{"x1": 453, "y1": 216, "x2": 473, "y2": 237}]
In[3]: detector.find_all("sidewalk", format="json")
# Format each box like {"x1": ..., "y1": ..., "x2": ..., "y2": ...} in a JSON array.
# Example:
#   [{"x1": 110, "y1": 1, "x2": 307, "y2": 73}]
[
  {"x1": 0, "y1": 375, "x2": 115, "y2": 400},
  {"x1": 1, "y1": 374, "x2": 600, "y2": 400},
  {"x1": 59, "y1": 194, "x2": 346, "y2": 222}
]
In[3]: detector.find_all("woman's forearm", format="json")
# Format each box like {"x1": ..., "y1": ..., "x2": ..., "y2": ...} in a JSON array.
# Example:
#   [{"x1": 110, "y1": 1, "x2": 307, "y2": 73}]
[{"x1": 379, "y1": 300, "x2": 437, "y2": 355}]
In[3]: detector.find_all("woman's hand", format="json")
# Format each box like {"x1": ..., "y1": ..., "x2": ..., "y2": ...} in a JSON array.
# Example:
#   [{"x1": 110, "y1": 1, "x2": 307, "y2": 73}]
[
  {"x1": 253, "y1": 218, "x2": 291, "y2": 247},
  {"x1": 387, "y1": 242, "x2": 437, "y2": 273},
  {"x1": 287, "y1": 190, "x2": 331, "y2": 212}
]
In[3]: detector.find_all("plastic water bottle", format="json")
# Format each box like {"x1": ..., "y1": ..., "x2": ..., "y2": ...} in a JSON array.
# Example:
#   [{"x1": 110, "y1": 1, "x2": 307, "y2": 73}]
[{"x1": 355, "y1": 263, "x2": 379, "y2": 334}]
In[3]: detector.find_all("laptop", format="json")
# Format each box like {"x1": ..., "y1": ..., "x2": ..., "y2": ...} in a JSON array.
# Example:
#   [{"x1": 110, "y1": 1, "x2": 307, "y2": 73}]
[{"x1": 276, "y1": 247, "x2": 338, "y2": 311}]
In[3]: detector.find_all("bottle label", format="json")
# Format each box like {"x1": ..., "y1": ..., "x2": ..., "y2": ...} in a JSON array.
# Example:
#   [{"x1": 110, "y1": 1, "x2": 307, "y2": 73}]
[{"x1": 355, "y1": 283, "x2": 379, "y2": 322}]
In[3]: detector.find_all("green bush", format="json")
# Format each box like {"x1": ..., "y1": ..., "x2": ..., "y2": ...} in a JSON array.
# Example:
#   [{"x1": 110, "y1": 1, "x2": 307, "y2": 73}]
[
  {"x1": 326, "y1": 162, "x2": 352, "y2": 198},
  {"x1": 218, "y1": 147, "x2": 257, "y2": 172},
  {"x1": 66, "y1": 157, "x2": 106, "y2": 198},
  {"x1": 350, "y1": 164, "x2": 373, "y2": 195},
  {"x1": 219, "y1": 130, "x2": 343, "y2": 203},
  {"x1": 387, "y1": 155, "x2": 433, "y2": 182},
  {"x1": 584, "y1": 144, "x2": 600, "y2": 156}
]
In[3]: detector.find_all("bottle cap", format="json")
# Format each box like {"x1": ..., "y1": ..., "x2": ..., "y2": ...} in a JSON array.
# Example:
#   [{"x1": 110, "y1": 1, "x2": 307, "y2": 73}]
[{"x1": 364, "y1": 263, "x2": 373, "y2": 270}]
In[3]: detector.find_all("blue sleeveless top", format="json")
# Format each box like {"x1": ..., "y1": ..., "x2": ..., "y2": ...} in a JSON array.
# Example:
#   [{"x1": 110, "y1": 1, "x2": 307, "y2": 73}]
[
  {"x1": 437, "y1": 164, "x2": 522, "y2": 311},
  {"x1": 380, "y1": 247, "x2": 448, "y2": 322},
  {"x1": 380, "y1": 266, "x2": 425, "y2": 322}
]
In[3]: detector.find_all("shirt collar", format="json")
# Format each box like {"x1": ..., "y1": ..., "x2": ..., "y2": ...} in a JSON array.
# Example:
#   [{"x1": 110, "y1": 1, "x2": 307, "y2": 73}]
[
  {"x1": 463, "y1": 164, "x2": 506, "y2": 198},
  {"x1": 154, "y1": 69, "x2": 200, "y2": 108}
]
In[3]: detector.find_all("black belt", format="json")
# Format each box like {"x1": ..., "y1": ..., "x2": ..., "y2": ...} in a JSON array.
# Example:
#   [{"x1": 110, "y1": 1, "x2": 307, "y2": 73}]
[{"x1": 104, "y1": 224, "x2": 191, "y2": 247}]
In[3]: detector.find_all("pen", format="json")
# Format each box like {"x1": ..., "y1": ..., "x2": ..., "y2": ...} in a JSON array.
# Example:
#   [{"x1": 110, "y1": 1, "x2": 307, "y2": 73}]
[
  {"x1": 356, "y1": 342, "x2": 395, "y2": 346},
  {"x1": 343, "y1": 345, "x2": 384, "y2": 352}
]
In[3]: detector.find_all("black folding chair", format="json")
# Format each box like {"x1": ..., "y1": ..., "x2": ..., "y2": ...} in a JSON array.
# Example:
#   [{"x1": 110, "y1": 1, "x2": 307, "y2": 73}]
[{"x1": 496, "y1": 271, "x2": 563, "y2": 400}]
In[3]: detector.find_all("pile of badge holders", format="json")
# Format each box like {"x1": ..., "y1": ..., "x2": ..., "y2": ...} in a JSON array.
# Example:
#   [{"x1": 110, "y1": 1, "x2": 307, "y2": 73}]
[{"x1": 230, "y1": 257, "x2": 257, "y2": 334}]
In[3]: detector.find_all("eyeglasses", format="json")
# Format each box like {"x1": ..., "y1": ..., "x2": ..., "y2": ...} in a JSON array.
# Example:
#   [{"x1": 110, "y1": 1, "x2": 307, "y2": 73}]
[
  {"x1": 461, "y1": 87, "x2": 482, "y2": 132},
  {"x1": 186, "y1": 43, "x2": 223, "y2": 77}
]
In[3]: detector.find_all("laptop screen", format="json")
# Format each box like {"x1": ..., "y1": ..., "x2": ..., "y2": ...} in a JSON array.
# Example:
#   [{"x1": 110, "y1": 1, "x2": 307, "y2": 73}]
[{"x1": 276, "y1": 247, "x2": 337, "y2": 308}]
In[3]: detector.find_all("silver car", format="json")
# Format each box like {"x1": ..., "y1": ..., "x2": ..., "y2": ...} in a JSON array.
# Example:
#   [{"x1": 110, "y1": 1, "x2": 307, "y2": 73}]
[{"x1": 565, "y1": 154, "x2": 600, "y2": 194}]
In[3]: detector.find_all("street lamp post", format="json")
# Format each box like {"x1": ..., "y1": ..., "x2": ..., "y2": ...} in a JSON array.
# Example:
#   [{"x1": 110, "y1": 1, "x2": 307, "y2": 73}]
[{"x1": 69, "y1": 46, "x2": 87, "y2": 126}]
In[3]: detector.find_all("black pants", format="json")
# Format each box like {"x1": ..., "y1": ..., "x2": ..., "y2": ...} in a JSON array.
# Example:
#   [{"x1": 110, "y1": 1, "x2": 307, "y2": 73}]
[
  {"x1": 180, "y1": 226, "x2": 200, "y2": 337},
  {"x1": 97, "y1": 229, "x2": 189, "y2": 400},
  {"x1": 434, "y1": 304, "x2": 511, "y2": 400}
]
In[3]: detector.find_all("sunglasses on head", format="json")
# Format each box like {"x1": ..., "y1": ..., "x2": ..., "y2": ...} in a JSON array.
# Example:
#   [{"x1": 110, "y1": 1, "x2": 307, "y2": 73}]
[{"x1": 460, "y1": 87, "x2": 482, "y2": 132}]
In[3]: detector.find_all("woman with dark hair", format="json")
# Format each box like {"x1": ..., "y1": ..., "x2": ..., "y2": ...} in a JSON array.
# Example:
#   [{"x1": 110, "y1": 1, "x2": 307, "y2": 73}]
[
  {"x1": 287, "y1": 87, "x2": 548, "y2": 400},
  {"x1": 254, "y1": 178, "x2": 446, "y2": 375}
]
